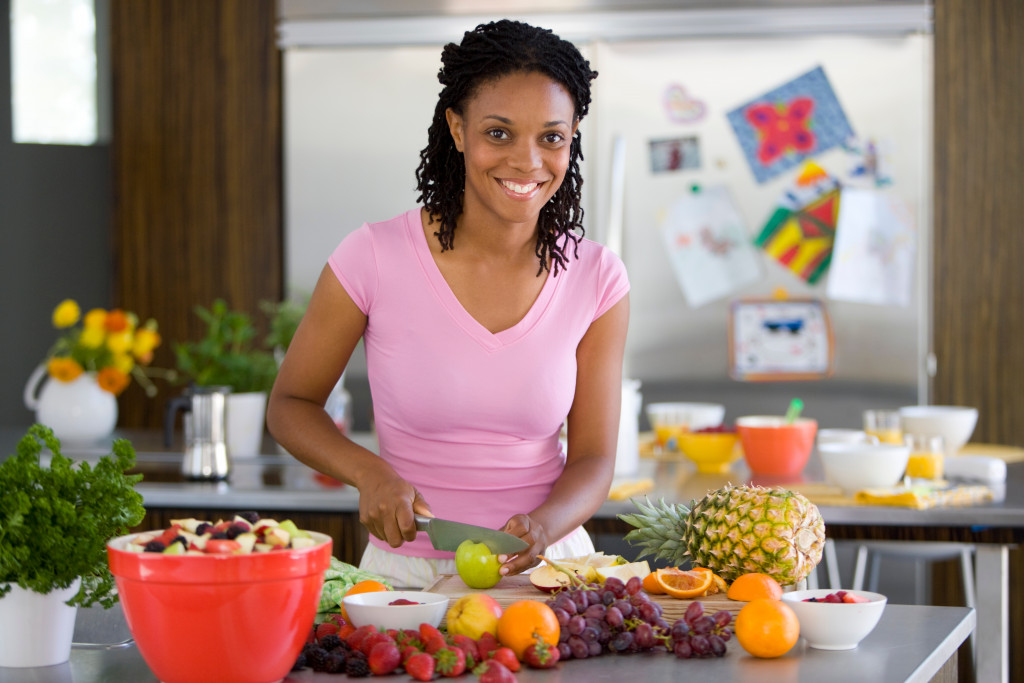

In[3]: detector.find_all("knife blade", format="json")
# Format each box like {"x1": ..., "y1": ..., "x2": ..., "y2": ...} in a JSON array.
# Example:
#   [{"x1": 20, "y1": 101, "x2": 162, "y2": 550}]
[{"x1": 414, "y1": 514, "x2": 529, "y2": 555}]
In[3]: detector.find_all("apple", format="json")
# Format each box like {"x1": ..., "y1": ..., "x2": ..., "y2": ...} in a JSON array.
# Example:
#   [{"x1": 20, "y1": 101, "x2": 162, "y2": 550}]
[
  {"x1": 263, "y1": 526, "x2": 291, "y2": 548},
  {"x1": 455, "y1": 539, "x2": 502, "y2": 589},
  {"x1": 205, "y1": 539, "x2": 242, "y2": 554},
  {"x1": 446, "y1": 593, "x2": 503, "y2": 640}
]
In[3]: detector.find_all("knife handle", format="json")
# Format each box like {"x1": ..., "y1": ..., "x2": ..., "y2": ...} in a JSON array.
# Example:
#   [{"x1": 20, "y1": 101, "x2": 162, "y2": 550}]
[{"x1": 413, "y1": 514, "x2": 431, "y2": 532}]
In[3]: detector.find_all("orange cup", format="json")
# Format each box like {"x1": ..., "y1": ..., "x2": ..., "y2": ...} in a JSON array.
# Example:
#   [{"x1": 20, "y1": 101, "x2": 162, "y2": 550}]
[{"x1": 736, "y1": 416, "x2": 818, "y2": 477}]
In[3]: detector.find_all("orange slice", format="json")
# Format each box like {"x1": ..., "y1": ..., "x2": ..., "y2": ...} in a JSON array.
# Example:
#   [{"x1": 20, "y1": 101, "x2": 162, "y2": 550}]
[
  {"x1": 691, "y1": 567, "x2": 729, "y2": 595},
  {"x1": 653, "y1": 568, "x2": 714, "y2": 599},
  {"x1": 642, "y1": 571, "x2": 665, "y2": 594},
  {"x1": 726, "y1": 572, "x2": 783, "y2": 601}
]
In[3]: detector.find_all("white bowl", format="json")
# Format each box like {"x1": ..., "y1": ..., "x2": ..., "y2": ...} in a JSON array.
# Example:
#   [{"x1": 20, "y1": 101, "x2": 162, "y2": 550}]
[
  {"x1": 899, "y1": 405, "x2": 978, "y2": 456},
  {"x1": 818, "y1": 442, "x2": 910, "y2": 494},
  {"x1": 342, "y1": 591, "x2": 449, "y2": 631},
  {"x1": 645, "y1": 402, "x2": 725, "y2": 431},
  {"x1": 781, "y1": 589, "x2": 887, "y2": 650},
  {"x1": 817, "y1": 428, "x2": 874, "y2": 446}
]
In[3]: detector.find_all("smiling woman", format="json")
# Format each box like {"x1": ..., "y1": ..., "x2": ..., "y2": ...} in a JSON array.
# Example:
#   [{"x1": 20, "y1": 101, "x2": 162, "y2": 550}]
[{"x1": 267, "y1": 19, "x2": 630, "y2": 589}]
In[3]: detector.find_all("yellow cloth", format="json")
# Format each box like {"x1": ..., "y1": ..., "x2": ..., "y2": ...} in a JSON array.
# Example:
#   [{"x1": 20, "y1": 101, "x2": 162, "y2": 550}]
[{"x1": 853, "y1": 484, "x2": 994, "y2": 509}]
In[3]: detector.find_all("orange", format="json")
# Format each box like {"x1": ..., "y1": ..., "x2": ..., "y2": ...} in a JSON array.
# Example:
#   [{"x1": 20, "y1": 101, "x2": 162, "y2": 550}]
[
  {"x1": 691, "y1": 567, "x2": 728, "y2": 595},
  {"x1": 496, "y1": 600, "x2": 560, "y2": 659},
  {"x1": 734, "y1": 598, "x2": 799, "y2": 659},
  {"x1": 726, "y1": 572, "x2": 783, "y2": 601},
  {"x1": 339, "y1": 579, "x2": 389, "y2": 621},
  {"x1": 653, "y1": 568, "x2": 714, "y2": 599},
  {"x1": 642, "y1": 571, "x2": 665, "y2": 594}
]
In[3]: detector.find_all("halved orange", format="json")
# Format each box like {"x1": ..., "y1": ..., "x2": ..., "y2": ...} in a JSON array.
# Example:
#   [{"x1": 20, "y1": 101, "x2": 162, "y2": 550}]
[
  {"x1": 642, "y1": 571, "x2": 665, "y2": 594},
  {"x1": 690, "y1": 567, "x2": 729, "y2": 595},
  {"x1": 726, "y1": 572, "x2": 783, "y2": 601},
  {"x1": 653, "y1": 568, "x2": 714, "y2": 599}
]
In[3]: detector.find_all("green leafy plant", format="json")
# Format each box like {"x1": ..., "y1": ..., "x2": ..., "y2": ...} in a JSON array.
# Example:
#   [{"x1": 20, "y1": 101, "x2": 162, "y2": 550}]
[
  {"x1": 174, "y1": 299, "x2": 278, "y2": 393},
  {"x1": 260, "y1": 296, "x2": 308, "y2": 353},
  {"x1": 0, "y1": 425, "x2": 145, "y2": 608}
]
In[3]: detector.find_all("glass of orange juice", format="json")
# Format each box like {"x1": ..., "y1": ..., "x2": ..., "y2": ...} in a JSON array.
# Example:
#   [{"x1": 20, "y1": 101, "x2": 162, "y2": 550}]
[
  {"x1": 863, "y1": 409, "x2": 903, "y2": 445},
  {"x1": 905, "y1": 434, "x2": 945, "y2": 480}
]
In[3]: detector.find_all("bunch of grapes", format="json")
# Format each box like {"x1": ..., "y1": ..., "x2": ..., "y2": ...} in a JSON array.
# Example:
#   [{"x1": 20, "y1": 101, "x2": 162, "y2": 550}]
[
  {"x1": 669, "y1": 601, "x2": 732, "y2": 659},
  {"x1": 543, "y1": 575, "x2": 730, "y2": 661}
]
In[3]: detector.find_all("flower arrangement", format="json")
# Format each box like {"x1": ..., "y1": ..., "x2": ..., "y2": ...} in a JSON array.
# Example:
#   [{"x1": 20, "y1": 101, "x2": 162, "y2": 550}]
[{"x1": 44, "y1": 299, "x2": 163, "y2": 396}]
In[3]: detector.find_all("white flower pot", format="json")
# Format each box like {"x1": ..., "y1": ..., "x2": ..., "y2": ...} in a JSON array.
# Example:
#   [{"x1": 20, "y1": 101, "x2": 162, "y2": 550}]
[
  {"x1": 0, "y1": 578, "x2": 81, "y2": 668},
  {"x1": 225, "y1": 391, "x2": 268, "y2": 458},
  {"x1": 23, "y1": 365, "x2": 118, "y2": 445}
]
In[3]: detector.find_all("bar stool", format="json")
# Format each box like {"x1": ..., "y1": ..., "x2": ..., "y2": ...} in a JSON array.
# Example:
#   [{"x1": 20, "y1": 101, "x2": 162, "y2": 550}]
[{"x1": 805, "y1": 538, "x2": 841, "y2": 590}]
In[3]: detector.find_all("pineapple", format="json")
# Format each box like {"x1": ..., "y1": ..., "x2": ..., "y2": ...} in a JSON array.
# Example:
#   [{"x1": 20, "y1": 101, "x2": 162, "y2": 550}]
[{"x1": 618, "y1": 485, "x2": 825, "y2": 585}]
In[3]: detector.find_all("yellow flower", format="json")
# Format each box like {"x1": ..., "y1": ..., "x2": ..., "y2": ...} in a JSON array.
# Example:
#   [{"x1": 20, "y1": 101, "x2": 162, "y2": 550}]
[
  {"x1": 97, "y1": 367, "x2": 130, "y2": 395},
  {"x1": 132, "y1": 328, "x2": 161, "y2": 360},
  {"x1": 52, "y1": 300, "x2": 81, "y2": 328},
  {"x1": 80, "y1": 326, "x2": 106, "y2": 349},
  {"x1": 84, "y1": 308, "x2": 107, "y2": 330},
  {"x1": 47, "y1": 357, "x2": 84, "y2": 382},
  {"x1": 113, "y1": 352, "x2": 135, "y2": 374},
  {"x1": 106, "y1": 330, "x2": 133, "y2": 354}
]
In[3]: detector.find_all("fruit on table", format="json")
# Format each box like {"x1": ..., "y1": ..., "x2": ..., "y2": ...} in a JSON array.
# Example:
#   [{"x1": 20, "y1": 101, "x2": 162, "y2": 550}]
[
  {"x1": 124, "y1": 512, "x2": 321, "y2": 555},
  {"x1": 455, "y1": 539, "x2": 503, "y2": 589},
  {"x1": 735, "y1": 598, "x2": 800, "y2": 658},
  {"x1": 339, "y1": 579, "x2": 390, "y2": 621},
  {"x1": 496, "y1": 600, "x2": 560, "y2": 660},
  {"x1": 805, "y1": 590, "x2": 869, "y2": 603},
  {"x1": 595, "y1": 560, "x2": 651, "y2": 583},
  {"x1": 528, "y1": 552, "x2": 625, "y2": 590},
  {"x1": 619, "y1": 485, "x2": 826, "y2": 584},
  {"x1": 726, "y1": 572, "x2": 784, "y2": 601},
  {"x1": 446, "y1": 593, "x2": 503, "y2": 640},
  {"x1": 651, "y1": 567, "x2": 713, "y2": 599}
]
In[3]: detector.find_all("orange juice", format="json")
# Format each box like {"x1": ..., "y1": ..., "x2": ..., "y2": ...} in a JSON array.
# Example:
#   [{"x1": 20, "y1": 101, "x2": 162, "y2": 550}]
[
  {"x1": 863, "y1": 410, "x2": 902, "y2": 445},
  {"x1": 866, "y1": 428, "x2": 904, "y2": 445},
  {"x1": 904, "y1": 434, "x2": 945, "y2": 479}
]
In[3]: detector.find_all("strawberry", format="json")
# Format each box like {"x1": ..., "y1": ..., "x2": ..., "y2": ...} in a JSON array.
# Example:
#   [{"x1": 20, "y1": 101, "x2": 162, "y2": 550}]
[
  {"x1": 488, "y1": 646, "x2": 520, "y2": 672},
  {"x1": 523, "y1": 638, "x2": 560, "y2": 669},
  {"x1": 474, "y1": 659, "x2": 517, "y2": 683},
  {"x1": 424, "y1": 634, "x2": 448, "y2": 655},
  {"x1": 360, "y1": 631, "x2": 395, "y2": 657},
  {"x1": 336, "y1": 623, "x2": 356, "y2": 640},
  {"x1": 368, "y1": 640, "x2": 401, "y2": 675},
  {"x1": 323, "y1": 612, "x2": 348, "y2": 628},
  {"x1": 346, "y1": 624, "x2": 378, "y2": 651},
  {"x1": 450, "y1": 633, "x2": 479, "y2": 666},
  {"x1": 477, "y1": 631, "x2": 501, "y2": 658},
  {"x1": 315, "y1": 622, "x2": 339, "y2": 642},
  {"x1": 419, "y1": 623, "x2": 444, "y2": 643},
  {"x1": 406, "y1": 652, "x2": 436, "y2": 682},
  {"x1": 434, "y1": 645, "x2": 467, "y2": 678},
  {"x1": 401, "y1": 644, "x2": 422, "y2": 665}
]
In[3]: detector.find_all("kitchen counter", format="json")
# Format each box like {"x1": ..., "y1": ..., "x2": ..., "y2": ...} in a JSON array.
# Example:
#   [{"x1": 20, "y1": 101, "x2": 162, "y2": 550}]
[{"x1": 4, "y1": 602, "x2": 974, "y2": 683}]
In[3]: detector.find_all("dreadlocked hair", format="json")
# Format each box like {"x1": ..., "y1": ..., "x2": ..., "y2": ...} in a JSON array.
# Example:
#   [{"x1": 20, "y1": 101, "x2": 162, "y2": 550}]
[{"x1": 414, "y1": 19, "x2": 598, "y2": 276}]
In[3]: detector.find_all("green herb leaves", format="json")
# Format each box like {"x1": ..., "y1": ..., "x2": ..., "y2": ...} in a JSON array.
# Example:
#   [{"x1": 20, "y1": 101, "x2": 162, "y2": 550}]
[{"x1": 0, "y1": 425, "x2": 145, "y2": 608}]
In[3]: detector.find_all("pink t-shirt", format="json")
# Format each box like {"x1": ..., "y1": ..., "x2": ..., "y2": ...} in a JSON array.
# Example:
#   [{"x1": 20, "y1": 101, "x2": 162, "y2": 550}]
[{"x1": 328, "y1": 208, "x2": 630, "y2": 557}]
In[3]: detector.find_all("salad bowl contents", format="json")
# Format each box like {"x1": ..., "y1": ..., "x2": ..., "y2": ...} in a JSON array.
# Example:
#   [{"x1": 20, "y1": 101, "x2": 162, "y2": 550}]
[
  {"x1": 781, "y1": 589, "x2": 887, "y2": 650},
  {"x1": 342, "y1": 590, "x2": 449, "y2": 631},
  {"x1": 107, "y1": 513, "x2": 332, "y2": 683}
]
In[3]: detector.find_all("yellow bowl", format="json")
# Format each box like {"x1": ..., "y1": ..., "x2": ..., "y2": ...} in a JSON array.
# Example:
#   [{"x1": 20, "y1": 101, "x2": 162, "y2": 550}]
[{"x1": 677, "y1": 432, "x2": 742, "y2": 473}]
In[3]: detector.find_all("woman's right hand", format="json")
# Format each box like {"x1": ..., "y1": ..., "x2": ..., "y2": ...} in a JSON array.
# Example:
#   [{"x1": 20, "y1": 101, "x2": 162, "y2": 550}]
[{"x1": 357, "y1": 468, "x2": 432, "y2": 548}]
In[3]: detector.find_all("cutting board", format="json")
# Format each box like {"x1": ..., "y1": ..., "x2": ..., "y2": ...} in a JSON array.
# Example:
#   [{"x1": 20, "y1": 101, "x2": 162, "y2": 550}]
[{"x1": 423, "y1": 573, "x2": 743, "y2": 628}]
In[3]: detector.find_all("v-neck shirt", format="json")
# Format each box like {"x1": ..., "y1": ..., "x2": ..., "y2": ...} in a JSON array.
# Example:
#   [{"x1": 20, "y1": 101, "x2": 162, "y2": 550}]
[{"x1": 328, "y1": 207, "x2": 629, "y2": 558}]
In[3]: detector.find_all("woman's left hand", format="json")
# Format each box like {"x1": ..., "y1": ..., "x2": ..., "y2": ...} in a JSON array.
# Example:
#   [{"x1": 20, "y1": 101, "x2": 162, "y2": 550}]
[{"x1": 496, "y1": 513, "x2": 548, "y2": 576}]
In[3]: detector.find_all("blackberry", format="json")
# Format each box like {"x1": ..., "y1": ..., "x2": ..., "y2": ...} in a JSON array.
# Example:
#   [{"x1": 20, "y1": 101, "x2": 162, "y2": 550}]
[
  {"x1": 291, "y1": 652, "x2": 307, "y2": 671},
  {"x1": 225, "y1": 523, "x2": 248, "y2": 540},
  {"x1": 143, "y1": 540, "x2": 166, "y2": 553},
  {"x1": 195, "y1": 522, "x2": 212, "y2": 535},
  {"x1": 238, "y1": 511, "x2": 261, "y2": 524},
  {"x1": 305, "y1": 646, "x2": 328, "y2": 672},
  {"x1": 171, "y1": 535, "x2": 188, "y2": 548},
  {"x1": 319, "y1": 634, "x2": 342, "y2": 651},
  {"x1": 323, "y1": 652, "x2": 345, "y2": 674},
  {"x1": 210, "y1": 531, "x2": 229, "y2": 540},
  {"x1": 345, "y1": 654, "x2": 371, "y2": 677}
]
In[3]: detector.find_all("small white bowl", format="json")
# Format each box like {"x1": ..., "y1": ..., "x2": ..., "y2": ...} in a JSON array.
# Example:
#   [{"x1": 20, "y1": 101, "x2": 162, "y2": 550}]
[
  {"x1": 817, "y1": 428, "x2": 875, "y2": 446},
  {"x1": 342, "y1": 591, "x2": 449, "y2": 631},
  {"x1": 899, "y1": 405, "x2": 978, "y2": 456},
  {"x1": 782, "y1": 589, "x2": 887, "y2": 650},
  {"x1": 646, "y1": 402, "x2": 725, "y2": 432},
  {"x1": 818, "y1": 441, "x2": 910, "y2": 494}
]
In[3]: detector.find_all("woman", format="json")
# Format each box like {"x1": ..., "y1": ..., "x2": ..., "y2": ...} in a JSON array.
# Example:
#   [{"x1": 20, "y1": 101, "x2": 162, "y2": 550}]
[{"x1": 267, "y1": 19, "x2": 630, "y2": 588}]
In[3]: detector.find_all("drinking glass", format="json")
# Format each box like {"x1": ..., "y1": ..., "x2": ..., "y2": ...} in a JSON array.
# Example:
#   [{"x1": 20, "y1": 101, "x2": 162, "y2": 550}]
[
  {"x1": 905, "y1": 434, "x2": 945, "y2": 480},
  {"x1": 863, "y1": 409, "x2": 903, "y2": 445}
]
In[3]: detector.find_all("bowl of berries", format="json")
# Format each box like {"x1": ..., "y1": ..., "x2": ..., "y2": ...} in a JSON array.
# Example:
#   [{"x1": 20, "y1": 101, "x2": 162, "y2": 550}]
[
  {"x1": 780, "y1": 589, "x2": 887, "y2": 650},
  {"x1": 676, "y1": 425, "x2": 741, "y2": 473},
  {"x1": 342, "y1": 590, "x2": 449, "y2": 631},
  {"x1": 107, "y1": 512, "x2": 332, "y2": 683}
]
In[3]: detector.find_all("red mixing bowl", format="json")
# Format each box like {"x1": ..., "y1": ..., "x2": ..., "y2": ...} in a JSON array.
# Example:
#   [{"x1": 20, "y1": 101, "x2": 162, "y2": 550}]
[
  {"x1": 737, "y1": 416, "x2": 818, "y2": 477},
  {"x1": 108, "y1": 531, "x2": 332, "y2": 683}
]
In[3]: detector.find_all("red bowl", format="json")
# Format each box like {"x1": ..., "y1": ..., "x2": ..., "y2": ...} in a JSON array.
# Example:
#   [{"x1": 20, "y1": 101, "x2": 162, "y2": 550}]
[
  {"x1": 737, "y1": 416, "x2": 818, "y2": 477},
  {"x1": 108, "y1": 531, "x2": 332, "y2": 683}
]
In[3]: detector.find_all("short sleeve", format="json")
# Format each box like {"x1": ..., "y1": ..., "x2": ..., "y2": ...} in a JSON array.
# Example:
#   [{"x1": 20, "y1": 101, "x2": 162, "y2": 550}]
[
  {"x1": 327, "y1": 224, "x2": 378, "y2": 315},
  {"x1": 593, "y1": 247, "x2": 630, "y2": 320}
]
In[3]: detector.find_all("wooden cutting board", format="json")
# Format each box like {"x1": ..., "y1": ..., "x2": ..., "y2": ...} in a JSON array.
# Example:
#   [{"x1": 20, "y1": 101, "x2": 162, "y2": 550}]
[{"x1": 423, "y1": 573, "x2": 743, "y2": 628}]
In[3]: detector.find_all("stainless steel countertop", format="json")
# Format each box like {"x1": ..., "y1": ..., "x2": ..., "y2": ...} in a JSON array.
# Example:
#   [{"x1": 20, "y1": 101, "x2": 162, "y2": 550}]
[{"x1": 0, "y1": 602, "x2": 974, "y2": 683}]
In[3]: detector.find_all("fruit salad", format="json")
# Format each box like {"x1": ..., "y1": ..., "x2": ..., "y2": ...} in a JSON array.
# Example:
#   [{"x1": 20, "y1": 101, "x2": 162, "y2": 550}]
[
  {"x1": 803, "y1": 590, "x2": 870, "y2": 604},
  {"x1": 124, "y1": 512, "x2": 322, "y2": 555}
]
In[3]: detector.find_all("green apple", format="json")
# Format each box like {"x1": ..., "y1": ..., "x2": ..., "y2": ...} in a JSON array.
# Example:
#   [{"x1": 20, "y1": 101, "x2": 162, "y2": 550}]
[{"x1": 455, "y1": 539, "x2": 502, "y2": 589}]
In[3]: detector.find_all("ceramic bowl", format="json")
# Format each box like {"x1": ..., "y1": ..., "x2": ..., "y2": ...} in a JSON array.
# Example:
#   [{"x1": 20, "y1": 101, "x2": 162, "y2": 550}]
[
  {"x1": 676, "y1": 431, "x2": 741, "y2": 473},
  {"x1": 342, "y1": 590, "x2": 449, "y2": 631},
  {"x1": 736, "y1": 416, "x2": 817, "y2": 477},
  {"x1": 899, "y1": 405, "x2": 978, "y2": 456},
  {"x1": 817, "y1": 428, "x2": 875, "y2": 446},
  {"x1": 107, "y1": 531, "x2": 332, "y2": 683},
  {"x1": 781, "y1": 589, "x2": 887, "y2": 650},
  {"x1": 818, "y1": 442, "x2": 911, "y2": 494},
  {"x1": 646, "y1": 402, "x2": 725, "y2": 451}
]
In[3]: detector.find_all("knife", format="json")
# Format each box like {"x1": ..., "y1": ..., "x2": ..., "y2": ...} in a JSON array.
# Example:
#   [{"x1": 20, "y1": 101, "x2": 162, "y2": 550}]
[{"x1": 414, "y1": 514, "x2": 529, "y2": 555}]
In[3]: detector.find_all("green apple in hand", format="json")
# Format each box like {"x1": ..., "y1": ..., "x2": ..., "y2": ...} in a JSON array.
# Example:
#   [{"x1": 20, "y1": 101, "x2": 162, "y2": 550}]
[{"x1": 455, "y1": 539, "x2": 503, "y2": 589}]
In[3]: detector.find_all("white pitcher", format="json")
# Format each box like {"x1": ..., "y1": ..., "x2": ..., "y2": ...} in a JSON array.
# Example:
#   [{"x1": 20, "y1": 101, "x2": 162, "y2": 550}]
[{"x1": 23, "y1": 364, "x2": 118, "y2": 445}]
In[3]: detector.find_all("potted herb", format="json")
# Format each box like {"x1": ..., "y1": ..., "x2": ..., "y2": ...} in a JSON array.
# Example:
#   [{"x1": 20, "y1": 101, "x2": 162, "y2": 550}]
[
  {"x1": 260, "y1": 296, "x2": 308, "y2": 364},
  {"x1": 173, "y1": 300, "x2": 278, "y2": 457},
  {"x1": 0, "y1": 424, "x2": 145, "y2": 667}
]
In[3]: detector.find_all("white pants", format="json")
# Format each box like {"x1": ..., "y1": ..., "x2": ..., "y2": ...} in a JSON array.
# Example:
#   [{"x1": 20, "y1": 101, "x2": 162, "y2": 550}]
[{"x1": 359, "y1": 526, "x2": 596, "y2": 589}]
